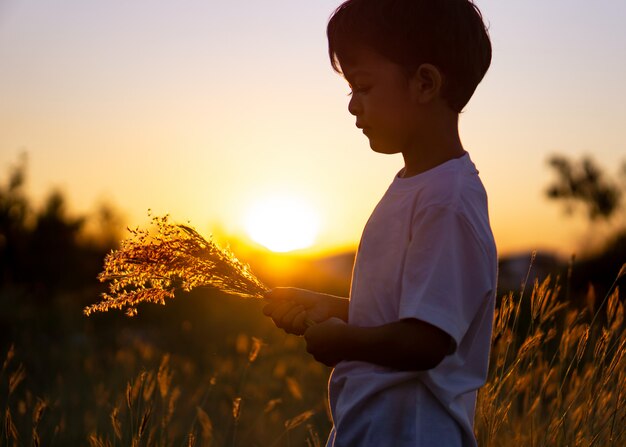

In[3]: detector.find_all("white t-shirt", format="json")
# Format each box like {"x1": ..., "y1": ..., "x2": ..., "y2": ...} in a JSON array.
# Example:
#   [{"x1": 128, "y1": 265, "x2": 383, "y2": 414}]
[{"x1": 327, "y1": 153, "x2": 497, "y2": 447}]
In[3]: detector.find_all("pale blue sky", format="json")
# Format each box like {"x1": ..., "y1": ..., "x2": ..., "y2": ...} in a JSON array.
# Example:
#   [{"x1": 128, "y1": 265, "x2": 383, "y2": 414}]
[{"x1": 1, "y1": 0, "x2": 625, "y2": 255}]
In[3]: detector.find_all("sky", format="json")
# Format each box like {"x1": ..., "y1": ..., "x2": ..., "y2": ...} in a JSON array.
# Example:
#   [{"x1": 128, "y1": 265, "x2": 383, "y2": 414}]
[{"x1": 1, "y1": 0, "x2": 625, "y2": 257}]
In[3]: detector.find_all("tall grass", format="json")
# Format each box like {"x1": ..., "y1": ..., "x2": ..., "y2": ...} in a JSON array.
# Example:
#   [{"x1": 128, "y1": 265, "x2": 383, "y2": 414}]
[
  {"x1": 1, "y1": 328, "x2": 327, "y2": 447},
  {"x1": 2, "y1": 263, "x2": 625, "y2": 445},
  {"x1": 475, "y1": 262, "x2": 626, "y2": 446}
]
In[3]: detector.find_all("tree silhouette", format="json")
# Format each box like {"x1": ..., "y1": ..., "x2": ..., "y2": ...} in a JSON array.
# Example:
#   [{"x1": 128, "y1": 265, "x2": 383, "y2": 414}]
[
  {"x1": 0, "y1": 154, "x2": 31, "y2": 284},
  {"x1": 545, "y1": 155, "x2": 623, "y2": 221},
  {"x1": 29, "y1": 190, "x2": 85, "y2": 290},
  {"x1": 0, "y1": 154, "x2": 123, "y2": 292}
]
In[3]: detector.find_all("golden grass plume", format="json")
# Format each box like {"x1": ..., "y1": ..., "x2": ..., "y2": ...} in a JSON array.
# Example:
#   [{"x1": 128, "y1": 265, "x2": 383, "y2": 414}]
[
  {"x1": 476, "y1": 270, "x2": 626, "y2": 447},
  {"x1": 84, "y1": 214, "x2": 268, "y2": 317}
]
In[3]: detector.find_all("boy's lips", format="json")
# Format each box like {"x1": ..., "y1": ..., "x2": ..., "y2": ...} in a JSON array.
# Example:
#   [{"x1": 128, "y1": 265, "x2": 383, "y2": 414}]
[{"x1": 356, "y1": 122, "x2": 370, "y2": 134}]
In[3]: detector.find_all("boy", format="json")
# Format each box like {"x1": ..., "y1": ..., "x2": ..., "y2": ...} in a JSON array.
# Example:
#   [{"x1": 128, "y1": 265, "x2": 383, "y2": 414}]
[{"x1": 263, "y1": 0, "x2": 496, "y2": 445}]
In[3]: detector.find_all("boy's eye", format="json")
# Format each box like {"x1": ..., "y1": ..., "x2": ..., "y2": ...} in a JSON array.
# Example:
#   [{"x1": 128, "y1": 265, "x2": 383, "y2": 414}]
[{"x1": 347, "y1": 85, "x2": 370, "y2": 96}]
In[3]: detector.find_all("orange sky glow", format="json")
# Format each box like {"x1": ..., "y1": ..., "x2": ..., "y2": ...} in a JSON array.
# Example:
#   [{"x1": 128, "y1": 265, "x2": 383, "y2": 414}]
[{"x1": 1, "y1": 0, "x2": 625, "y2": 258}]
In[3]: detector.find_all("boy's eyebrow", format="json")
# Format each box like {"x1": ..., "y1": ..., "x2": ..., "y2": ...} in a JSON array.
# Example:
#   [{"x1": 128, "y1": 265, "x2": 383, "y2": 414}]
[{"x1": 343, "y1": 69, "x2": 372, "y2": 82}]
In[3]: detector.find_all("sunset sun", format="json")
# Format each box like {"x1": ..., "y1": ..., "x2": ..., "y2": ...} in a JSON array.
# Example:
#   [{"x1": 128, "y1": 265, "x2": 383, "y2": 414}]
[{"x1": 244, "y1": 195, "x2": 320, "y2": 252}]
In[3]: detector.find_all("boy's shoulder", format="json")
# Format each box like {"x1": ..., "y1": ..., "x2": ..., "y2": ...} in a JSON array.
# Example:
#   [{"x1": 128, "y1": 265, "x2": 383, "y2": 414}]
[{"x1": 396, "y1": 154, "x2": 485, "y2": 211}]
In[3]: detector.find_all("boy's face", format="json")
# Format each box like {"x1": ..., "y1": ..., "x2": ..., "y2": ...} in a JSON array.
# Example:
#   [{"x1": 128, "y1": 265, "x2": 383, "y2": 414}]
[{"x1": 340, "y1": 46, "x2": 422, "y2": 155}]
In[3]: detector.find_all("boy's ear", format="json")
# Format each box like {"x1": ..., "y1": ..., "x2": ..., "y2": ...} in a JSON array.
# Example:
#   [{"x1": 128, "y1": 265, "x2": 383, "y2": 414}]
[{"x1": 409, "y1": 63, "x2": 443, "y2": 104}]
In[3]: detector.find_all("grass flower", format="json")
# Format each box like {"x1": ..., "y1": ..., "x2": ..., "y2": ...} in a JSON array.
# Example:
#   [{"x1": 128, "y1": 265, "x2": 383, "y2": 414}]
[
  {"x1": 475, "y1": 269, "x2": 626, "y2": 446},
  {"x1": 84, "y1": 214, "x2": 268, "y2": 317}
]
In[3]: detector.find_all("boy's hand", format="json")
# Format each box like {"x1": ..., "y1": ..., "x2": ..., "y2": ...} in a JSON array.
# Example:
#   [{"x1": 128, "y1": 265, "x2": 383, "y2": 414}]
[
  {"x1": 303, "y1": 317, "x2": 348, "y2": 367},
  {"x1": 263, "y1": 287, "x2": 334, "y2": 336}
]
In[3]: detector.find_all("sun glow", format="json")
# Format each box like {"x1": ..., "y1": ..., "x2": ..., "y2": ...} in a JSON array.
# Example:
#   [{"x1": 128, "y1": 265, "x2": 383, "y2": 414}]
[{"x1": 244, "y1": 195, "x2": 320, "y2": 252}]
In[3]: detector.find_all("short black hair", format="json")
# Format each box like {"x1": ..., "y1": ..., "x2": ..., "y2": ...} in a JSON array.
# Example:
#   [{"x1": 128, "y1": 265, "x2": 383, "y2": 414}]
[{"x1": 327, "y1": 0, "x2": 492, "y2": 113}]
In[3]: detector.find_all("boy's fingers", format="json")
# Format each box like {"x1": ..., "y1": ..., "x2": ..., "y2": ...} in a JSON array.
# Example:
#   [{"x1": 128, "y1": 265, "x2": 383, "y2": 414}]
[
  {"x1": 262, "y1": 300, "x2": 279, "y2": 316},
  {"x1": 265, "y1": 287, "x2": 314, "y2": 306},
  {"x1": 263, "y1": 288, "x2": 280, "y2": 301},
  {"x1": 263, "y1": 289, "x2": 297, "y2": 315},
  {"x1": 266, "y1": 300, "x2": 297, "y2": 323},
  {"x1": 293, "y1": 312, "x2": 308, "y2": 333},
  {"x1": 281, "y1": 305, "x2": 306, "y2": 328},
  {"x1": 264, "y1": 287, "x2": 292, "y2": 301}
]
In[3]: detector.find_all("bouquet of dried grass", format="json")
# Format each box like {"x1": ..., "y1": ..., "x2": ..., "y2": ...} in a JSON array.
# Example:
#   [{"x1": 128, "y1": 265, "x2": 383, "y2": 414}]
[{"x1": 84, "y1": 214, "x2": 268, "y2": 317}]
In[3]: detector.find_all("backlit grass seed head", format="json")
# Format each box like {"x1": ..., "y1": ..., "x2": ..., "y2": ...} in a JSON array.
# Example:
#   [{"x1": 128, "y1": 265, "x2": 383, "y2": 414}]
[
  {"x1": 575, "y1": 325, "x2": 589, "y2": 363},
  {"x1": 518, "y1": 330, "x2": 543, "y2": 358},
  {"x1": 232, "y1": 397, "x2": 242, "y2": 421},
  {"x1": 264, "y1": 398, "x2": 282, "y2": 414},
  {"x1": 2, "y1": 344, "x2": 15, "y2": 374},
  {"x1": 5, "y1": 408, "x2": 18, "y2": 442},
  {"x1": 158, "y1": 355, "x2": 173, "y2": 399},
  {"x1": 84, "y1": 214, "x2": 268, "y2": 316},
  {"x1": 607, "y1": 287, "x2": 622, "y2": 328},
  {"x1": 110, "y1": 407, "x2": 122, "y2": 441},
  {"x1": 8, "y1": 363, "x2": 25, "y2": 395},
  {"x1": 284, "y1": 410, "x2": 315, "y2": 431},
  {"x1": 165, "y1": 387, "x2": 181, "y2": 426},
  {"x1": 530, "y1": 276, "x2": 551, "y2": 322},
  {"x1": 32, "y1": 399, "x2": 46, "y2": 427},
  {"x1": 142, "y1": 371, "x2": 156, "y2": 402},
  {"x1": 195, "y1": 406, "x2": 213, "y2": 444},
  {"x1": 248, "y1": 337, "x2": 263, "y2": 363},
  {"x1": 618, "y1": 263, "x2": 626, "y2": 280},
  {"x1": 493, "y1": 293, "x2": 514, "y2": 337},
  {"x1": 286, "y1": 377, "x2": 303, "y2": 400},
  {"x1": 306, "y1": 423, "x2": 322, "y2": 447},
  {"x1": 594, "y1": 328, "x2": 611, "y2": 362}
]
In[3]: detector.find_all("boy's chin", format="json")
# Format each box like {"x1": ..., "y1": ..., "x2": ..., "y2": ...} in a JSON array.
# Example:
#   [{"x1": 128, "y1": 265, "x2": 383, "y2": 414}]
[{"x1": 368, "y1": 139, "x2": 401, "y2": 155}]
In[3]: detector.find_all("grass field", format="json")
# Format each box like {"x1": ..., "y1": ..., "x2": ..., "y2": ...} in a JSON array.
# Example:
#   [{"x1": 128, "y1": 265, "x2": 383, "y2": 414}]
[{"x1": 1, "y1": 261, "x2": 624, "y2": 446}]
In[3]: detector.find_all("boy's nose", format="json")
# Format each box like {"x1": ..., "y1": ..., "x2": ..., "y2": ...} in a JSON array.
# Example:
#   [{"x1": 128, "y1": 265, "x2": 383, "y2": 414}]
[{"x1": 348, "y1": 95, "x2": 361, "y2": 116}]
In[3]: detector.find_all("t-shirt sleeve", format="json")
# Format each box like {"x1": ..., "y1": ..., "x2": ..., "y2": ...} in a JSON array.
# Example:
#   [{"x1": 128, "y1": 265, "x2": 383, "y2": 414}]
[{"x1": 398, "y1": 205, "x2": 494, "y2": 349}]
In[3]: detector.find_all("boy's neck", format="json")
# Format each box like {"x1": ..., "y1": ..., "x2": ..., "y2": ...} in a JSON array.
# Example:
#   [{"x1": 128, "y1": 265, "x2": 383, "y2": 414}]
[{"x1": 400, "y1": 115, "x2": 465, "y2": 178}]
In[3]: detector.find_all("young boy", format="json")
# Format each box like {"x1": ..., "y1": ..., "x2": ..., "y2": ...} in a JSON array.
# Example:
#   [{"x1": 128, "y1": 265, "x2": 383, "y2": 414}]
[{"x1": 263, "y1": 0, "x2": 496, "y2": 445}]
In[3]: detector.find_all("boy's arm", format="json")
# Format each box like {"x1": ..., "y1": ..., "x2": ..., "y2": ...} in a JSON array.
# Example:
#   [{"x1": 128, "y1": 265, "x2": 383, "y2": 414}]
[
  {"x1": 304, "y1": 318, "x2": 452, "y2": 371},
  {"x1": 263, "y1": 287, "x2": 349, "y2": 335}
]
